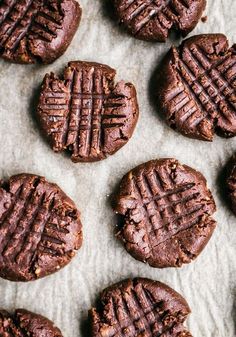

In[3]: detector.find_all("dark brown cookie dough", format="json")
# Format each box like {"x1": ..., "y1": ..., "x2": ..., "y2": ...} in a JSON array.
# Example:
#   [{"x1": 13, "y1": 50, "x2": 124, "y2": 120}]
[
  {"x1": 227, "y1": 155, "x2": 236, "y2": 215},
  {"x1": 0, "y1": 309, "x2": 63, "y2": 336},
  {"x1": 113, "y1": 158, "x2": 216, "y2": 268},
  {"x1": 0, "y1": 0, "x2": 82, "y2": 64},
  {"x1": 0, "y1": 173, "x2": 82, "y2": 281},
  {"x1": 113, "y1": 0, "x2": 206, "y2": 42},
  {"x1": 37, "y1": 61, "x2": 139, "y2": 162},
  {"x1": 89, "y1": 278, "x2": 192, "y2": 337},
  {"x1": 157, "y1": 34, "x2": 236, "y2": 140}
]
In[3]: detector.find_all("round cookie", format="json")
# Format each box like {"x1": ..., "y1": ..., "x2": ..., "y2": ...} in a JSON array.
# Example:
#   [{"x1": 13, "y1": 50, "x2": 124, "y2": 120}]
[
  {"x1": 113, "y1": 158, "x2": 216, "y2": 268},
  {"x1": 227, "y1": 155, "x2": 236, "y2": 215},
  {"x1": 89, "y1": 278, "x2": 192, "y2": 337},
  {"x1": 0, "y1": 173, "x2": 82, "y2": 281},
  {"x1": 157, "y1": 34, "x2": 236, "y2": 140},
  {"x1": 0, "y1": 309, "x2": 63, "y2": 336},
  {"x1": 113, "y1": 0, "x2": 206, "y2": 42},
  {"x1": 37, "y1": 61, "x2": 139, "y2": 162},
  {"x1": 0, "y1": 0, "x2": 82, "y2": 64}
]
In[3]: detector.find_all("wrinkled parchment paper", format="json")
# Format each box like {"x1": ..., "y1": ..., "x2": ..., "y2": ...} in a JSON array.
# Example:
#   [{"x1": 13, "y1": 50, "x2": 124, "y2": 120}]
[{"x1": 0, "y1": 0, "x2": 235, "y2": 336}]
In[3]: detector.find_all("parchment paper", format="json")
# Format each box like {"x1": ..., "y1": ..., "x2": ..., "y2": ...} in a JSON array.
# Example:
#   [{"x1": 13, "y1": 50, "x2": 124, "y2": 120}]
[{"x1": 0, "y1": 0, "x2": 235, "y2": 336}]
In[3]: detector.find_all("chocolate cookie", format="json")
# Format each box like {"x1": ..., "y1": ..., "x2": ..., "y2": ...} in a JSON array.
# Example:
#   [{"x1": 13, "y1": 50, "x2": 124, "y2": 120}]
[
  {"x1": 113, "y1": 0, "x2": 206, "y2": 42},
  {"x1": 37, "y1": 61, "x2": 139, "y2": 162},
  {"x1": 157, "y1": 34, "x2": 236, "y2": 140},
  {"x1": 227, "y1": 155, "x2": 236, "y2": 215},
  {"x1": 113, "y1": 158, "x2": 216, "y2": 268},
  {"x1": 0, "y1": 173, "x2": 82, "y2": 281},
  {"x1": 0, "y1": 309, "x2": 63, "y2": 336},
  {"x1": 89, "y1": 278, "x2": 192, "y2": 337},
  {"x1": 0, "y1": 0, "x2": 81, "y2": 64}
]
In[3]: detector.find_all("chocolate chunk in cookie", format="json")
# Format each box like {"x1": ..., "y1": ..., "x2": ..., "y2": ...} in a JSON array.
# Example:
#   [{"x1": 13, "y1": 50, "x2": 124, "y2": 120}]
[
  {"x1": 37, "y1": 61, "x2": 139, "y2": 162},
  {"x1": 0, "y1": 173, "x2": 82, "y2": 281},
  {"x1": 113, "y1": 158, "x2": 216, "y2": 268},
  {"x1": 113, "y1": 0, "x2": 206, "y2": 41},
  {"x1": 0, "y1": 309, "x2": 63, "y2": 336},
  {"x1": 157, "y1": 34, "x2": 236, "y2": 140},
  {"x1": 0, "y1": 0, "x2": 82, "y2": 64},
  {"x1": 89, "y1": 278, "x2": 192, "y2": 337}
]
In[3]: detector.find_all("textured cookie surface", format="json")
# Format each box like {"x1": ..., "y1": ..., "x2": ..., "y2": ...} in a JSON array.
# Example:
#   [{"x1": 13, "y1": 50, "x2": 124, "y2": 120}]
[
  {"x1": 0, "y1": 0, "x2": 81, "y2": 64},
  {"x1": 90, "y1": 278, "x2": 192, "y2": 337},
  {"x1": 227, "y1": 155, "x2": 236, "y2": 215},
  {"x1": 113, "y1": 158, "x2": 216, "y2": 268},
  {"x1": 0, "y1": 173, "x2": 82, "y2": 281},
  {"x1": 157, "y1": 34, "x2": 236, "y2": 140},
  {"x1": 113, "y1": 0, "x2": 206, "y2": 41},
  {"x1": 0, "y1": 309, "x2": 63, "y2": 336},
  {"x1": 37, "y1": 61, "x2": 139, "y2": 162}
]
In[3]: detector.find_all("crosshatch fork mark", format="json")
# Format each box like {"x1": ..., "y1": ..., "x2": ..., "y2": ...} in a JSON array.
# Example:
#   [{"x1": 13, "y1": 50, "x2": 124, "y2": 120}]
[
  {"x1": 38, "y1": 62, "x2": 139, "y2": 162},
  {"x1": 0, "y1": 179, "x2": 65, "y2": 268},
  {"x1": 130, "y1": 169, "x2": 206, "y2": 252},
  {"x1": 0, "y1": 174, "x2": 82, "y2": 280},
  {"x1": 0, "y1": 0, "x2": 82, "y2": 64},
  {"x1": 177, "y1": 46, "x2": 236, "y2": 118},
  {"x1": 107, "y1": 288, "x2": 167, "y2": 336},
  {"x1": 118, "y1": 0, "x2": 190, "y2": 35},
  {"x1": 91, "y1": 279, "x2": 192, "y2": 337},
  {"x1": 0, "y1": 0, "x2": 62, "y2": 53},
  {"x1": 163, "y1": 36, "x2": 236, "y2": 139},
  {"x1": 114, "y1": 159, "x2": 216, "y2": 267},
  {"x1": 41, "y1": 84, "x2": 128, "y2": 156},
  {"x1": 175, "y1": 53, "x2": 236, "y2": 127}
]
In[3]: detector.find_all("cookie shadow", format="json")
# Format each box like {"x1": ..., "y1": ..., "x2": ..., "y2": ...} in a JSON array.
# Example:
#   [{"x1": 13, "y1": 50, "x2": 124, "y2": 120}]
[
  {"x1": 148, "y1": 53, "x2": 167, "y2": 124},
  {"x1": 107, "y1": 177, "x2": 125, "y2": 234},
  {"x1": 100, "y1": 0, "x2": 117, "y2": 23},
  {"x1": 167, "y1": 27, "x2": 183, "y2": 45},
  {"x1": 231, "y1": 288, "x2": 236, "y2": 334},
  {"x1": 80, "y1": 315, "x2": 91, "y2": 337},
  {"x1": 79, "y1": 299, "x2": 105, "y2": 337},
  {"x1": 100, "y1": 0, "x2": 133, "y2": 39},
  {"x1": 216, "y1": 155, "x2": 235, "y2": 212},
  {"x1": 29, "y1": 83, "x2": 42, "y2": 131}
]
